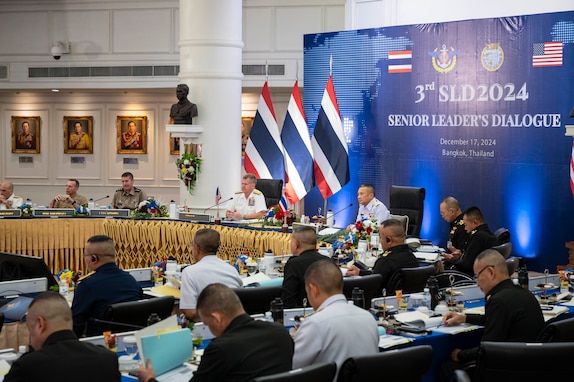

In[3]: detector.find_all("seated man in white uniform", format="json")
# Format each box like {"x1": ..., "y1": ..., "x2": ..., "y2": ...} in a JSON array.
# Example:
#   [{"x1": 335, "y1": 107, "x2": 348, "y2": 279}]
[
  {"x1": 292, "y1": 260, "x2": 379, "y2": 379},
  {"x1": 347, "y1": 184, "x2": 390, "y2": 230},
  {"x1": 180, "y1": 228, "x2": 242, "y2": 321},
  {"x1": 225, "y1": 173, "x2": 267, "y2": 220}
]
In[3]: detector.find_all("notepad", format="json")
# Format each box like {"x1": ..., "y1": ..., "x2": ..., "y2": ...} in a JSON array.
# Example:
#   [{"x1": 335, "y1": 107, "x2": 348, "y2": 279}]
[
  {"x1": 393, "y1": 311, "x2": 443, "y2": 329},
  {"x1": 432, "y1": 323, "x2": 482, "y2": 335}
]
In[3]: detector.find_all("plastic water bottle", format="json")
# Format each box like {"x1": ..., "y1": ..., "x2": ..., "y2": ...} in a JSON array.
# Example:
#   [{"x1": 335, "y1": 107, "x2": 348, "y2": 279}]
[
  {"x1": 518, "y1": 258, "x2": 529, "y2": 290},
  {"x1": 59, "y1": 279, "x2": 69, "y2": 298},
  {"x1": 17, "y1": 345, "x2": 26, "y2": 358},
  {"x1": 422, "y1": 288, "x2": 432, "y2": 311}
]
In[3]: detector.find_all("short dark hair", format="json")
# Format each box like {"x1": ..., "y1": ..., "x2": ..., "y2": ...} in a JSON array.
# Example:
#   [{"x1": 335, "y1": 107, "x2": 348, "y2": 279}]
[
  {"x1": 121, "y1": 172, "x2": 134, "y2": 180},
  {"x1": 359, "y1": 184, "x2": 375, "y2": 194},
  {"x1": 243, "y1": 173, "x2": 257, "y2": 185},
  {"x1": 68, "y1": 178, "x2": 80, "y2": 187},
  {"x1": 305, "y1": 259, "x2": 343, "y2": 294},
  {"x1": 463, "y1": 206, "x2": 484, "y2": 222},
  {"x1": 196, "y1": 283, "x2": 243, "y2": 317},
  {"x1": 193, "y1": 228, "x2": 220, "y2": 255},
  {"x1": 292, "y1": 226, "x2": 317, "y2": 246},
  {"x1": 87, "y1": 234, "x2": 114, "y2": 244},
  {"x1": 381, "y1": 218, "x2": 406, "y2": 239}
]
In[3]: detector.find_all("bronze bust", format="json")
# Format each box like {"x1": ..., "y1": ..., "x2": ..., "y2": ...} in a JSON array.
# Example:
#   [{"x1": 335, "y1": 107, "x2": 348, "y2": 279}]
[{"x1": 170, "y1": 84, "x2": 198, "y2": 124}]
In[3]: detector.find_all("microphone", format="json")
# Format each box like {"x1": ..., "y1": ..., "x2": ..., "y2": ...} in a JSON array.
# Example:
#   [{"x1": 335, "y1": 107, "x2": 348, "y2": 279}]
[
  {"x1": 203, "y1": 197, "x2": 233, "y2": 213},
  {"x1": 93, "y1": 195, "x2": 110, "y2": 203},
  {"x1": 89, "y1": 317, "x2": 145, "y2": 330},
  {"x1": 330, "y1": 203, "x2": 353, "y2": 220}
]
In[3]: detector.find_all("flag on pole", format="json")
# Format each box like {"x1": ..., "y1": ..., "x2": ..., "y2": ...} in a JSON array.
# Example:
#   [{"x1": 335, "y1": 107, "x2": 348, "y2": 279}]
[
  {"x1": 281, "y1": 81, "x2": 313, "y2": 205},
  {"x1": 244, "y1": 81, "x2": 284, "y2": 180},
  {"x1": 215, "y1": 186, "x2": 222, "y2": 204},
  {"x1": 278, "y1": 195, "x2": 289, "y2": 213},
  {"x1": 311, "y1": 76, "x2": 350, "y2": 199},
  {"x1": 570, "y1": 140, "x2": 574, "y2": 197}
]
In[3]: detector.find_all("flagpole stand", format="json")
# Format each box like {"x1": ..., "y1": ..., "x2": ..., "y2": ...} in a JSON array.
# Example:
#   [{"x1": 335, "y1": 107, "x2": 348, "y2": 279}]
[
  {"x1": 166, "y1": 124, "x2": 204, "y2": 208},
  {"x1": 565, "y1": 125, "x2": 574, "y2": 137}
]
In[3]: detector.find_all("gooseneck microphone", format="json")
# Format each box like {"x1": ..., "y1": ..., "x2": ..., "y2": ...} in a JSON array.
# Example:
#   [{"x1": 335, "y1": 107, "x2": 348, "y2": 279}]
[
  {"x1": 203, "y1": 197, "x2": 233, "y2": 213},
  {"x1": 330, "y1": 203, "x2": 353, "y2": 219},
  {"x1": 93, "y1": 195, "x2": 110, "y2": 203}
]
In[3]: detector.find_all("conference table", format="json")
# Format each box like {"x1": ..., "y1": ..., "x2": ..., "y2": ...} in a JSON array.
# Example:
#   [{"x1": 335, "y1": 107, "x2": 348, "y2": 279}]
[{"x1": 0, "y1": 217, "x2": 291, "y2": 275}]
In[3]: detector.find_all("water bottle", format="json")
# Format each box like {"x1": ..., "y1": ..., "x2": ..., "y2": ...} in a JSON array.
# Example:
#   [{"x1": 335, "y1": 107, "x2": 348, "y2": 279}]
[
  {"x1": 427, "y1": 275, "x2": 440, "y2": 310},
  {"x1": 59, "y1": 279, "x2": 69, "y2": 298},
  {"x1": 17, "y1": 345, "x2": 26, "y2": 358},
  {"x1": 351, "y1": 287, "x2": 365, "y2": 309},
  {"x1": 88, "y1": 198, "x2": 95, "y2": 209},
  {"x1": 518, "y1": 258, "x2": 529, "y2": 291},
  {"x1": 422, "y1": 288, "x2": 432, "y2": 311},
  {"x1": 270, "y1": 297, "x2": 284, "y2": 324},
  {"x1": 169, "y1": 200, "x2": 177, "y2": 219}
]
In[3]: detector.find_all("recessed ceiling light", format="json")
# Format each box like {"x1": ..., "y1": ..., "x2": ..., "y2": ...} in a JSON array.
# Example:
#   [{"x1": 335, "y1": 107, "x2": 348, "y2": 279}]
[{"x1": 51, "y1": 89, "x2": 60, "y2": 92}]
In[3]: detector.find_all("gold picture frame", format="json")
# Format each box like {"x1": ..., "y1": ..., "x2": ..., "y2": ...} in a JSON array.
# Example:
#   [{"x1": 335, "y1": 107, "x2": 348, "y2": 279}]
[
  {"x1": 64, "y1": 116, "x2": 94, "y2": 154},
  {"x1": 12, "y1": 116, "x2": 41, "y2": 154},
  {"x1": 242, "y1": 116, "x2": 254, "y2": 158},
  {"x1": 170, "y1": 134, "x2": 180, "y2": 155},
  {"x1": 117, "y1": 116, "x2": 147, "y2": 154}
]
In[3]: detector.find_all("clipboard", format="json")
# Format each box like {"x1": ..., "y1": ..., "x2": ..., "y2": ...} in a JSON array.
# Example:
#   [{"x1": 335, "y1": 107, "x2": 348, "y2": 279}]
[{"x1": 135, "y1": 315, "x2": 193, "y2": 376}]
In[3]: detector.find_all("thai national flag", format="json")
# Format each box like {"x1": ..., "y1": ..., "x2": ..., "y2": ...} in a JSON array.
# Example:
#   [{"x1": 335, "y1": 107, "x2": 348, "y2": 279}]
[
  {"x1": 570, "y1": 140, "x2": 574, "y2": 197},
  {"x1": 244, "y1": 81, "x2": 284, "y2": 180},
  {"x1": 281, "y1": 81, "x2": 313, "y2": 205},
  {"x1": 278, "y1": 195, "x2": 289, "y2": 213},
  {"x1": 311, "y1": 76, "x2": 350, "y2": 199}
]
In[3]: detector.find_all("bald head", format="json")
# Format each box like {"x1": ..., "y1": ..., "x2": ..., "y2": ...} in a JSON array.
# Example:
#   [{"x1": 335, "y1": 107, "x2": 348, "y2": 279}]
[
  {"x1": 475, "y1": 249, "x2": 508, "y2": 277},
  {"x1": 291, "y1": 226, "x2": 317, "y2": 255},
  {"x1": 197, "y1": 283, "x2": 245, "y2": 317},
  {"x1": 305, "y1": 260, "x2": 343, "y2": 295}
]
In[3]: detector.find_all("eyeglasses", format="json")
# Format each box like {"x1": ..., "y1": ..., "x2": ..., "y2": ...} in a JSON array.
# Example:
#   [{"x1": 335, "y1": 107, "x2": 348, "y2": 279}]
[{"x1": 474, "y1": 265, "x2": 494, "y2": 279}]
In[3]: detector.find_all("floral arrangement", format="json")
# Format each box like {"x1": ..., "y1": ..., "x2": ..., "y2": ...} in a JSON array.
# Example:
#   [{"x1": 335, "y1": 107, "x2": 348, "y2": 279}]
[
  {"x1": 262, "y1": 204, "x2": 292, "y2": 227},
  {"x1": 151, "y1": 260, "x2": 166, "y2": 283},
  {"x1": 19, "y1": 202, "x2": 33, "y2": 217},
  {"x1": 176, "y1": 153, "x2": 202, "y2": 194},
  {"x1": 73, "y1": 205, "x2": 89, "y2": 216},
  {"x1": 57, "y1": 268, "x2": 81, "y2": 289},
  {"x1": 132, "y1": 197, "x2": 169, "y2": 219},
  {"x1": 333, "y1": 218, "x2": 379, "y2": 253}
]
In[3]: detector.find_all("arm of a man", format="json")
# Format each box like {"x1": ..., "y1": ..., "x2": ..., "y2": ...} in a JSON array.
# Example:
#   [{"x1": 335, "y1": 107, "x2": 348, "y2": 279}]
[
  {"x1": 71, "y1": 282, "x2": 93, "y2": 337},
  {"x1": 281, "y1": 260, "x2": 299, "y2": 308},
  {"x1": 292, "y1": 318, "x2": 321, "y2": 369}
]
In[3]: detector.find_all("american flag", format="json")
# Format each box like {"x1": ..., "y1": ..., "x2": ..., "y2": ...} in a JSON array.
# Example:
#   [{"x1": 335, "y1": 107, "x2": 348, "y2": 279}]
[
  {"x1": 388, "y1": 50, "x2": 413, "y2": 73},
  {"x1": 244, "y1": 81, "x2": 285, "y2": 180},
  {"x1": 532, "y1": 42, "x2": 563, "y2": 67},
  {"x1": 281, "y1": 81, "x2": 314, "y2": 205},
  {"x1": 311, "y1": 76, "x2": 350, "y2": 199}
]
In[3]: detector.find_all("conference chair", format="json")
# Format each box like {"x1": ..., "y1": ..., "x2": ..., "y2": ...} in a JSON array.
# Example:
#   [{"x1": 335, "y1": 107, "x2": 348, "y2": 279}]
[
  {"x1": 0, "y1": 312, "x2": 4, "y2": 334},
  {"x1": 389, "y1": 185, "x2": 425, "y2": 237},
  {"x1": 386, "y1": 264, "x2": 436, "y2": 294},
  {"x1": 342, "y1": 274, "x2": 383, "y2": 306},
  {"x1": 253, "y1": 361, "x2": 337, "y2": 382},
  {"x1": 491, "y1": 242, "x2": 512, "y2": 259},
  {"x1": 255, "y1": 179, "x2": 284, "y2": 208},
  {"x1": 505, "y1": 256, "x2": 520, "y2": 275},
  {"x1": 493, "y1": 227, "x2": 511, "y2": 245},
  {"x1": 389, "y1": 214, "x2": 409, "y2": 235},
  {"x1": 337, "y1": 345, "x2": 433, "y2": 382},
  {"x1": 537, "y1": 316, "x2": 574, "y2": 342},
  {"x1": 102, "y1": 296, "x2": 175, "y2": 333},
  {"x1": 434, "y1": 270, "x2": 476, "y2": 289},
  {"x1": 452, "y1": 341, "x2": 574, "y2": 381},
  {"x1": 231, "y1": 285, "x2": 283, "y2": 315}
]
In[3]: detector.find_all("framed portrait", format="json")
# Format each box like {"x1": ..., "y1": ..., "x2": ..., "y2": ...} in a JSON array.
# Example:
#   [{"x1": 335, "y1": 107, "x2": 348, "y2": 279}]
[
  {"x1": 12, "y1": 116, "x2": 41, "y2": 154},
  {"x1": 64, "y1": 116, "x2": 93, "y2": 154},
  {"x1": 117, "y1": 116, "x2": 147, "y2": 154},
  {"x1": 170, "y1": 134, "x2": 180, "y2": 155}
]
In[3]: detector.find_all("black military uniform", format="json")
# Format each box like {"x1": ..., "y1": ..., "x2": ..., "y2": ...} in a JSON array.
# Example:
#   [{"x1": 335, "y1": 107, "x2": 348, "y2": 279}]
[
  {"x1": 359, "y1": 243, "x2": 420, "y2": 291},
  {"x1": 448, "y1": 213, "x2": 469, "y2": 250},
  {"x1": 112, "y1": 187, "x2": 146, "y2": 210},
  {"x1": 450, "y1": 224, "x2": 496, "y2": 276}
]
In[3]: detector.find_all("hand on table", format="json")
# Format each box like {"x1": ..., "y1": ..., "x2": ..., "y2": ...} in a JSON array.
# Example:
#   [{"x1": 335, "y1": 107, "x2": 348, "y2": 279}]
[{"x1": 345, "y1": 265, "x2": 360, "y2": 276}]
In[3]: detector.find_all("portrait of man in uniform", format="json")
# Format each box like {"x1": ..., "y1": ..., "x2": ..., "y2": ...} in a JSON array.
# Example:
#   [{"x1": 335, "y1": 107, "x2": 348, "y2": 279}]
[
  {"x1": 117, "y1": 116, "x2": 147, "y2": 154},
  {"x1": 12, "y1": 116, "x2": 41, "y2": 154},
  {"x1": 64, "y1": 116, "x2": 93, "y2": 154}
]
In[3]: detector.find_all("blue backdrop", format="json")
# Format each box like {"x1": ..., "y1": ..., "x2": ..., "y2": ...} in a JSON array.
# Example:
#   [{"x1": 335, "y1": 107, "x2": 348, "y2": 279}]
[{"x1": 303, "y1": 11, "x2": 574, "y2": 272}]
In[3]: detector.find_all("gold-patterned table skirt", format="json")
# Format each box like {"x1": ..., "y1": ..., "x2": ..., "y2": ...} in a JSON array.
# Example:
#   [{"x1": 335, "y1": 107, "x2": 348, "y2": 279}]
[{"x1": 0, "y1": 218, "x2": 291, "y2": 274}]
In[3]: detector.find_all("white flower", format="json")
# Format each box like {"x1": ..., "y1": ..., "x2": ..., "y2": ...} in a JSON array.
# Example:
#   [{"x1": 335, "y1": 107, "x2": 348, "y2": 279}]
[
  {"x1": 183, "y1": 159, "x2": 190, "y2": 166},
  {"x1": 138, "y1": 200, "x2": 148, "y2": 208}
]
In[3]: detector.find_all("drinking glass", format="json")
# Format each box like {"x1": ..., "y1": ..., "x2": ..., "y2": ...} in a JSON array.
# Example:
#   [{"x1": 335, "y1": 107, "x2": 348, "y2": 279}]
[{"x1": 123, "y1": 336, "x2": 138, "y2": 359}]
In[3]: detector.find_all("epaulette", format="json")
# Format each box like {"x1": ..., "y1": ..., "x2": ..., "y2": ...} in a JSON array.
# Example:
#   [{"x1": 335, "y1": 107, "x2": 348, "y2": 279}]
[
  {"x1": 134, "y1": 187, "x2": 142, "y2": 192},
  {"x1": 78, "y1": 271, "x2": 95, "y2": 282},
  {"x1": 115, "y1": 188, "x2": 123, "y2": 192},
  {"x1": 373, "y1": 200, "x2": 380, "y2": 207},
  {"x1": 253, "y1": 190, "x2": 262, "y2": 195},
  {"x1": 14, "y1": 195, "x2": 22, "y2": 198},
  {"x1": 235, "y1": 191, "x2": 242, "y2": 194},
  {"x1": 382, "y1": 250, "x2": 391, "y2": 257}
]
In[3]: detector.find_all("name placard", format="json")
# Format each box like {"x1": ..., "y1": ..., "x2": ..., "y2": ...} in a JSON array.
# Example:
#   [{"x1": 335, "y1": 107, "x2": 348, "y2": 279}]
[
  {"x1": 89, "y1": 209, "x2": 130, "y2": 218},
  {"x1": 33, "y1": 208, "x2": 75, "y2": 217},
  {"x1": 0, "y1": 209, "x2": 22, "y2": 218},
  {"x1": 178, "y1": 212, "x2": 212, "y2": 222}
]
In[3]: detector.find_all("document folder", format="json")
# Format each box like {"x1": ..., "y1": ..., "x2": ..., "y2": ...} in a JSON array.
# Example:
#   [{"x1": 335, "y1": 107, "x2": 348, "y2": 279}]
[{"x1": 138, "y1": 326, "x2": 193, "y2": 376}]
